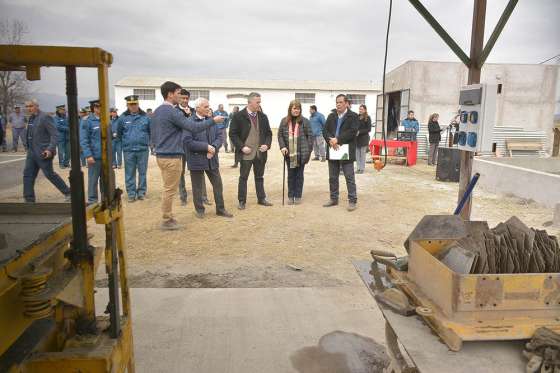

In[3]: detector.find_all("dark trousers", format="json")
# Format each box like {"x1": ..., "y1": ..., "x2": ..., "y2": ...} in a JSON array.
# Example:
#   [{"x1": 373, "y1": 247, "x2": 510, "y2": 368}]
[
  {"x1": 87, "y1": 161, "x2": 102, "y2": 203},
  {"x1": 238, "y1": 156, "x2": 266, "y2": 203},
  {"x1": 23, "y1": 152, "x2": 70, "y2": 202},
  {"x1": 190, "y1": 168, "x2": 225, "y2": 213},
  {"x1": 57, "y1": 140, "x2": 70, "y2": 167},
  {"x1": 328, "y1": 160, "x2": 357, "y2": 203},
  {"x1": 287, "y1": 164, "x2": 305, "y2": 199},
  {"x1": 179, "y1": 154, "x2": 206, "y2": 203}
]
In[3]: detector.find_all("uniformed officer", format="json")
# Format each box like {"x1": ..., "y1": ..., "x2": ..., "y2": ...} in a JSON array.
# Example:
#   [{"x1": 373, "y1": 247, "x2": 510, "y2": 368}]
[
  {"x1": 54, "y1": 104, "x2": 70, "y2": 168},
  {"x1": 79, "y1": 99, "x2": 104, "y2": 204},
  {"x1": 110, "y1": 107, "x2": 123, "y2": 169},
  {"x1": 114, "y1": 95, "x2": 151, "y2": 202}
]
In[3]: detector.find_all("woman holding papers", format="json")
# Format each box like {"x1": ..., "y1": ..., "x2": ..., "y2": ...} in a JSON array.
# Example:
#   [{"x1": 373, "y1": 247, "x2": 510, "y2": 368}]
[{"x1": 278, "y1": 100, "x2": 313, "y2": 205}]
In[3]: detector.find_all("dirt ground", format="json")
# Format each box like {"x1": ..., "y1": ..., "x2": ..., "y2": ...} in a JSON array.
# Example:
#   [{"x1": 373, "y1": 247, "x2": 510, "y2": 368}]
[{"x1": 1, "y1": 145, "x2": 557, "y2": 288}]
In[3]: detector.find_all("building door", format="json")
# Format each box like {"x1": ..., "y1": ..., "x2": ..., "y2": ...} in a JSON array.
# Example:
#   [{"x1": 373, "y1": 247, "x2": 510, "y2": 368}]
[
  {"x1": 400, "y1": 89, "x2": 410, "y2": 123},
  {"x1": 375, "y1": 93, "x2": 384, "y2": 138}
]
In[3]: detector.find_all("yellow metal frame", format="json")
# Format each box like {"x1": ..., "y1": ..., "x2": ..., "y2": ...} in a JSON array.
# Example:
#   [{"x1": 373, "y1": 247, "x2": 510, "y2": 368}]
[
  {"x1": 390, "y1": 241, "x2": 560, "y2": 351},
  {"x1": 0, "y1": 45, "x2": 134, "y2": 373}
]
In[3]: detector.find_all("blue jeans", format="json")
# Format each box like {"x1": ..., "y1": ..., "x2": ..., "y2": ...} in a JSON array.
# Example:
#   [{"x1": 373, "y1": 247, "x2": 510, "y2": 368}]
[
  {"x1": 12, "y1": 127, "x2": 26, "y2": 151},
  {"x1": 87, "y1": 160, "x2": 102, "y2": 203},
  {"x1": 124, "y1": 150, "x2": 148, "y2": 198},
  {"x1": 23, "y1": 152, "x2": 70, "y2": 202},
  {"x1": 57, "y1": 140, "x2": 70, "y2": 167},
  {"x1": 113, "y1": 140, "x2": 123, "y2": 167}
]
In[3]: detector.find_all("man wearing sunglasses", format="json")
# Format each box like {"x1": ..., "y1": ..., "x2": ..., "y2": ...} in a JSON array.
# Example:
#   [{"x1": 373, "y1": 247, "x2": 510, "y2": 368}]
[{"x1": 22, "y1": 99, "x2": 71, "y2": 203}]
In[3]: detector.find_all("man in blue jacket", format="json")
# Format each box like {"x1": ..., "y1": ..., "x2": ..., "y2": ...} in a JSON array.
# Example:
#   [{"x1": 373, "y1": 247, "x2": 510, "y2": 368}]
[
  {"x1": 23, "y1": 99, "x2": 71, "y2": 202},
  {"x1": 185, "y1": 98, "x2": 233, "y2": 219},
  {"x1": 54, "y1": 104, "x2": 70, "y2": 168},
  {"x1": 80, "y1": 99, "x2": 104, "y2": 204},
  {"x1": 110, "y1": 108, "x2": 123, "y2": 169},
  {"x1": 151, "y1": 81, "x2": 225, "y2": 230},
  {"x1": 401, "y1": 110, "x2": 419, "y2": 134},
  {"x1": 213, "y1": 104, "x2": 229, "y2": 153},
  {"x1": 114, "y1": 95, "x2": 151, "y2": 202},
  {"x1": 309, "y1": 105, "x2": 326, "y2": 161}
]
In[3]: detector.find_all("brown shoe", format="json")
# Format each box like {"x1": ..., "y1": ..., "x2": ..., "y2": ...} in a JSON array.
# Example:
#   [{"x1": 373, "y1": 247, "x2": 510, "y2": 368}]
[{"x1": 160, "y1": 219, "x2": 180, "y2": 231}]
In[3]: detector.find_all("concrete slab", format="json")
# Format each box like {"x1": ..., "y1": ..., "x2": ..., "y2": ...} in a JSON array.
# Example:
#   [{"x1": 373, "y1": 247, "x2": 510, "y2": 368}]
[{"x1": 95, "y1": 287, "x2": 388, "y2": 373}]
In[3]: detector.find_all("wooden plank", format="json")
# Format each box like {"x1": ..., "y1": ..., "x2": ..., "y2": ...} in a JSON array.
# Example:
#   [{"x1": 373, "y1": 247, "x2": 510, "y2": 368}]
[{"x1": 353, "y1": 260, "x2": 526, "y2": 373}]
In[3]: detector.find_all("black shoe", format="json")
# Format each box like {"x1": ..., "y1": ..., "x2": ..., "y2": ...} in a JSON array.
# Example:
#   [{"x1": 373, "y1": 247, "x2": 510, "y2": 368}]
[
  {"x1": 238, "y1": 202, "x2": 246, "y2": 210},
  {"x1": 347, "y1": 202, "x2": 357, "y2": 212},
  {"x1": 258, "y1": 199, "x2": 273, "y2": 207},
  {"x1": 195, "y1": 210, "x2": 205, "y2": 219},
  {"x1": 217, "y1": 210, "x2": 233, "y2": 218},
  {"x1": 203, "y1": 198, "x2": 213, "y2": 206},
  {"x1": 323, "y1": 200, "x2": 338, "y2": 207},
  {"x1": 230, "y1": 164, "x2": 238, "y2": 168}
]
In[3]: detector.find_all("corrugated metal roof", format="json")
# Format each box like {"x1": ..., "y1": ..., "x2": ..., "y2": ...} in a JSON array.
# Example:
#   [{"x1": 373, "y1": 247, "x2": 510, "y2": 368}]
[{"x1": 114, "y1": 77, "x2": 380, "y2": 92}]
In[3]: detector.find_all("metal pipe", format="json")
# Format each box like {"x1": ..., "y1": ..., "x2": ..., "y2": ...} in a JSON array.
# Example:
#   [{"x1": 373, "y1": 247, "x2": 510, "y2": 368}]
[
  {"x1": 65, "y1": 66, "x2": 96, "y2": 328},
  {"x1": 97, "y1": 64, "x2": 121, "y2": 338},
  {"x1": 454, "y1": 172, "x2": 480, "y2": 216},
  {"x1": 65, "y1": 66, "x2": 88, "y2": 253}
]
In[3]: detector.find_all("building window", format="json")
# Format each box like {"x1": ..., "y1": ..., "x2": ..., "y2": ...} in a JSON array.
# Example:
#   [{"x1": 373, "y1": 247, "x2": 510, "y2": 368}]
[
  {"x1": 347, "y1": 94, "x2": 366, "y2": 106},
  {"x1": 132, "y1": 88, "x2": 155, "y2": 100},
  {"x1": 190, "y1": 90, "x2": 210, "y2": 100},
  {"x1": 295, "y1": 93, "x2": 315, "y2": 104}
]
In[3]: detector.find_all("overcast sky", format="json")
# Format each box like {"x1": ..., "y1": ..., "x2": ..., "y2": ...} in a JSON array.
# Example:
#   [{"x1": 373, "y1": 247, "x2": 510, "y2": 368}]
[{"x1": 2, "y1": 0, "x2": 559, "y2": 101}]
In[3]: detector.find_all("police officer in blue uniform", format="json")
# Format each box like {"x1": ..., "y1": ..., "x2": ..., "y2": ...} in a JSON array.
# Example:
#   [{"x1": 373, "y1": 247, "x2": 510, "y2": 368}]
[
  {"x1": 54, "y1": 104, "x2": 70, "y2": 168},
  {"x1": 110, "y1": 107, "x2": 123, "y2": 169},
  {"x1": 80, "y1": 99, "x2": 103, "y2": 204},
  {"x1": 114, "y1": 95, "x2": 151, "y2": 202}
]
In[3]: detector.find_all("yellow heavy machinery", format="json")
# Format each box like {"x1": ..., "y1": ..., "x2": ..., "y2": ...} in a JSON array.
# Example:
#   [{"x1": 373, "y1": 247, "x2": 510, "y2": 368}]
[{"x1": 0, "y1": 45, "x2": 135, "y2": 372}]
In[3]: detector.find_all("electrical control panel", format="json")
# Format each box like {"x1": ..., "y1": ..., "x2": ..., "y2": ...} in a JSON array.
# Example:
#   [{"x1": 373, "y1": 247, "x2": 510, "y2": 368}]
[{"x1": 457, "y1": 83, "x2": 497, "y2": 153}]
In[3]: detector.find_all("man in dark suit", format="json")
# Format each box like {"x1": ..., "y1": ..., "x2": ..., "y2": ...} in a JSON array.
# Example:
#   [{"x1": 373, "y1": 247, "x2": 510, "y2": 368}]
[
  {"x1": 229, "y1": 92, "x2": 273, "y2": 210},
  {"x1": 184, "y1": 98, "x2": 233, "y2": 219},
  {"x1": 22, "y1": 99, "x2": 71, "y2": 202},
  {"x1": 323, "y1": 94, "x2": 359, "y2": 211}
]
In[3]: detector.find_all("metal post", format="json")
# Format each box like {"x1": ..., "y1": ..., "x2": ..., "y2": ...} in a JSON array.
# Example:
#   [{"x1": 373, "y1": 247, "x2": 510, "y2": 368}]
[
  {"x1": 98, "y1": 64, "x2": 121, "y2": 338},
  {"x1": 458, "y1": 0, "x2": 486, "y2": 220},
  {"x1": 65, "y1": 66, "x2": 88, "y2": 253},
  {"x1": 65, "y1": 66, "x2": 96, "y2": 329}
]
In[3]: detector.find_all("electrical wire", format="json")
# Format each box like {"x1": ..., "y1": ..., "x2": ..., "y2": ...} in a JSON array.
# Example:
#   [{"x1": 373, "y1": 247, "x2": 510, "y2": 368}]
[{"x1": 379, "y1": 0, "x2": 393, "y2": 169}]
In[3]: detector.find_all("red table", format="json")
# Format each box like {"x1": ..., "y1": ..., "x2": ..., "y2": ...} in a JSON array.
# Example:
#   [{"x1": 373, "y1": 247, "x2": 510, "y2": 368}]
[{"x1": 369, "y1": 139, "x2": 418, "y2": 166}]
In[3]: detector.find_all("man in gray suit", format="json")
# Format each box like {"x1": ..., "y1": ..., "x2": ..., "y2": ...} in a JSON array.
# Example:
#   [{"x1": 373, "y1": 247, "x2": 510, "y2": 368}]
[{"x1": 23, "y1": 99, "x2": 71, "y2": 203}]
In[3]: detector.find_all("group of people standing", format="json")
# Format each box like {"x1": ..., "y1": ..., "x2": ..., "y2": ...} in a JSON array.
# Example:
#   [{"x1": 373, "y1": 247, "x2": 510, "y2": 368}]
[{"x1": 15, "y1": 81, "x2": 375, "y2": 232}]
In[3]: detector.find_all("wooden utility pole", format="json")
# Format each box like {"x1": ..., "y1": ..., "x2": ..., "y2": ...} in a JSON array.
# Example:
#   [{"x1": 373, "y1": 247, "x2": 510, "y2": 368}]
[
  {"x1": 409, "y1": 0, "x2": 518, "y2": 220},
  {"x1": 458, "y1": 0, "x2": 486, "y2": 220}
]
